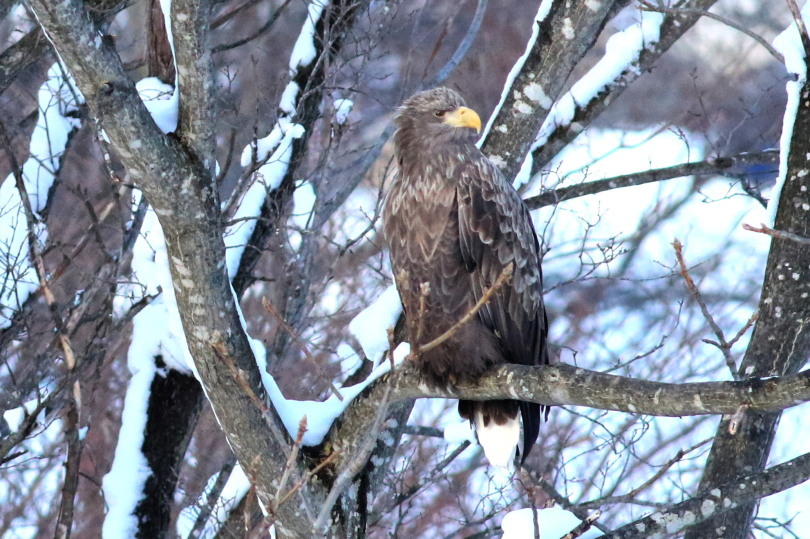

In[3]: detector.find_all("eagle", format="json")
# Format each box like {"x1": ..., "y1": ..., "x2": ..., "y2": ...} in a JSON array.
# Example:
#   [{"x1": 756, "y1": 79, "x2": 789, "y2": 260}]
[{"x1": 382, "y1": 87, "x2": 549, "y2": 467}]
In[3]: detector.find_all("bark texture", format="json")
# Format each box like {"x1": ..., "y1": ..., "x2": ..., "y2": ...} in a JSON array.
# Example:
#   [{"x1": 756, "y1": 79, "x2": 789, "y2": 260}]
[{"x1": 685, "y1": 62, "x2": 810, "y2": 539}]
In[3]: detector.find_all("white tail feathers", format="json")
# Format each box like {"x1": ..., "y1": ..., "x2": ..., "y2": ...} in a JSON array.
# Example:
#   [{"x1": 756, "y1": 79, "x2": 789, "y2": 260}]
[{"x1": 474, "y1": 409, "x2": 520, "y2": 468}]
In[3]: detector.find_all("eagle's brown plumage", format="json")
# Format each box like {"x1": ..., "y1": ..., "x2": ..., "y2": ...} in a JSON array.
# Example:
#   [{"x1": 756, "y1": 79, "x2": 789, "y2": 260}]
[{"x1": 382, "y1": 87, "x2": 549, "y2": 464}]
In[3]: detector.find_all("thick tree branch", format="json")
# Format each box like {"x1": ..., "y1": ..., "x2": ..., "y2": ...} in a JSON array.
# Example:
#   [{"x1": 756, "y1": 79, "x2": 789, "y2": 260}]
[
  {"x1": 687, "y1": 42, "x2": 810, "y2": 536},
  {"x1": 171, "y1": 0, "x2": 217, "y2": 167},
  {"x1": 605, "y1": 450, "x2": 810, "y2": 538},
  {"x1": 530, "y1": 0, "x2": 720, "y2": 174},
  {"x1": 480, "y1": 0, "x2": 627, "y2": 180},
  {"x1": 28, "y1": 1, "x2": 317, "y2": 535},
  {"x1": 326, "y1": 362, "x2": 810, "y2": 470}
]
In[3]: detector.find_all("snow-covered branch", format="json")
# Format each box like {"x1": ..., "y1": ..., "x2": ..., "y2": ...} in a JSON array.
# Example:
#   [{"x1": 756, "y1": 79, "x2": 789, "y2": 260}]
[
  {"x1": 530, "y1": 0, "x2": 719, "y2": 174},
  {"x1": 479, "y1": 0, "x2": 620, "y2": 181}
]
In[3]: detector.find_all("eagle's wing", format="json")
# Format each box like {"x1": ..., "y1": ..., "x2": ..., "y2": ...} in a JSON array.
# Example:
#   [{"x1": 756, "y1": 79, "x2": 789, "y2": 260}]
[{"x1": 456, "y1": 154, "x2": 548, "y2": 457}]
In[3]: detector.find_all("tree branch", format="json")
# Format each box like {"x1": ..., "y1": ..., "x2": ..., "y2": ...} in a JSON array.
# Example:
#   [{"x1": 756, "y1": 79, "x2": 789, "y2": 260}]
[
  {"x1": 530, "y1": 0, "x2": 720, "y2": 174},
  {"x1": 524, "y1": 150, "x2": 778, "y2": 210},
  {"x1": 326, "y1": 361, "x2": 810, "y2": 460},
  {"x1": 171, "y1": 0, "x2": 217, "y2": 167},
  {"x1": 480, "y1": 0, "x2": 626, "y2": 180},
  {"x1": 686, "y1": 31, "x2": 810, "y2": 534},
  {"x1": 605, "y1": 450, "x2": 810, "y2": 538},
  {"x1": 28, "y1": 1, "x2": 318, "y2": 535}
]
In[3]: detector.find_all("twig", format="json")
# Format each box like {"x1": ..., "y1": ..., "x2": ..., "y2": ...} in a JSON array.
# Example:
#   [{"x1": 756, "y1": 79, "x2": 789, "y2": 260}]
[
  {"x1": 276, "y1": 450, "x2": 340, "y2": 507},
  {"x1": 418, "y1": 263, "x2": 513, "y2": 354},
  {"x1": 213, "y1": 0, "x2": 292, "y2": 53},
  {"x1": 412, "y1": 282, "x2": 430, "y2": 354},
  {"x1": 1, "y1": 117, "x2": 83, "y2": 539},
  {"x1": 578, "y1": 437, "x2": 713, "y2": 509},
  {"x1": 211, "y1": 0, "x2": 264, "y2": 29},
  {"x1": 261, "y1": 297, "x2": 343, "y2": 400},
  {"x1": 603, "y1": 450, "x2": 810, "y2": 538},
  {"x1": 382, "y1": 440, "x2": 472, "y2": 515},
  {"x1": 727, "y1": 311, "x2": 758, "y2": 349},
  {"x1": 0, "y1": 388, "x2": 59, "y2": 465},
  {"x1": 423, "y1": 0, "x2": 488, "y2": 88},
  {"x1": 523, "y1": 473, "x2": 611, "y2": 535},
  {"x1": 743, "y1": 222, "x2": 810, "y2": 246},
  {"x1": 272, "y1": 417, "x2": 308, "y2": 512},
  {"x1": 673, "y1": 239, "x2": 740, "y2": 380}
]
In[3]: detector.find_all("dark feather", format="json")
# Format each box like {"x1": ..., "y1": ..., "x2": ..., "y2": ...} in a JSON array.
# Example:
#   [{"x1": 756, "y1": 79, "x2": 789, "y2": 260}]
[{"x1": 383, "y1": 87, "x2": 549, "y2": 463}]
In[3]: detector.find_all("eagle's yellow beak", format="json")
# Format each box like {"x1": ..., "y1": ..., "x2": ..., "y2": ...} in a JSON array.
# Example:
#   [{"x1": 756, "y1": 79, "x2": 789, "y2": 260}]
[{"x1": 443, "y1": 106, "x2": 482, "y2": 133}]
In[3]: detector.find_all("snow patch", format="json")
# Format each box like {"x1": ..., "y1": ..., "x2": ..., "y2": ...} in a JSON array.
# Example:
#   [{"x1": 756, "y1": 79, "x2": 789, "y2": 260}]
[
  {"x1": 501, "y1": 507, "x2": 600, "y2": 539},
  {"x1": 101, "y1": 340, "x2": 157, "y2": 537},
  {"x1": 136, "y1": 77, "x2": 178, "y2": 134},
  {"x1": 262, "y1": 342, "x2": 410, "y2": 446},
  {"x1": 348, "y1": 285, "x2": 402, "y2": 363},
  {"x1": 176, "y1": 464, "x2": 251, "y2": 538},
  {"x1": 334, "y1": 98, "x2": 353, "y2": 125},
  {"x1": 0, "y1": 64, "x2": 82, "y2": 328}
]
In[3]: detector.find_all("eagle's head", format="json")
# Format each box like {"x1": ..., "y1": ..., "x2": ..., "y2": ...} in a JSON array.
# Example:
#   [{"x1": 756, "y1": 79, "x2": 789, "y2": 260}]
[{"x1": 393, "y1": 87, "x2": 482, "y2": 149}]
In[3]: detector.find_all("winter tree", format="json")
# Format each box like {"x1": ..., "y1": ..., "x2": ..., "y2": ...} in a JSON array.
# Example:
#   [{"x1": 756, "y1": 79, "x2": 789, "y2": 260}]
[{"x1": 1, "y1": 0, "x2": 809, "y2": 537}]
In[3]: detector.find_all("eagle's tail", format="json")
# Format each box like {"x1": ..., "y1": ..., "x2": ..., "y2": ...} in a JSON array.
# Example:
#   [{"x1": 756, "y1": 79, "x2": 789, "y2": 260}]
[{"x1": 459, "y1": 400, "x2": 538, "y2": 467}]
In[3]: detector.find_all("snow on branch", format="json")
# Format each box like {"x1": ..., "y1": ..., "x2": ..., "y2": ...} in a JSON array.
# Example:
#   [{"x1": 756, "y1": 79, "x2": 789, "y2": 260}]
[
  {"x1": 522, "y1": 9, "x2": 665, "y2": 187},
  {"x1": 226, "y1": 0, "x2": 330, "y2": 279},
  {"x1": 0, "y1": 63, "x2": 81, "y2": 328},
  {"x1": 530, "y1": 0, "x2": 720, "y2": 176},
  {"x1": 478, "y1": 0, "x2": 554, "y2": 144},
  {"x1": 770, "y1": 1, "x2": 810, "y2": 222},
  {"x1": 479, "y1": 0, "x2": 619, "y2": 182},
  {"x1": 101, "y1": 341, "x2": 157, "y2": 538}
]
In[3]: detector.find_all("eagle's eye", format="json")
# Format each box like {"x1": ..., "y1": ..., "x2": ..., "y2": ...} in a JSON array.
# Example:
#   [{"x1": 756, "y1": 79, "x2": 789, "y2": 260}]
[{"x1": 434, "y1": 110, "x2": 445, "y2": 118}]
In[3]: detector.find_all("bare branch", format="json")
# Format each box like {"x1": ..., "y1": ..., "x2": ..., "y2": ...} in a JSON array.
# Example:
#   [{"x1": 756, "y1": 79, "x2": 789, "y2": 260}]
[
  {"x1": 673, "y1": 239, "x2": 741, "y2": 380},
  {"x1": 212, "y1": 0, "x2": 292, "y2": 53},
  {"x1": 525, "y1": 150, "x2": 778, "y2": 210},
  {"x1": 743, "y1": 222, "x2": 810, "y2": 246},
  {"x1": 261, "y1": 297, "x2": 344, "y2": 400},
  {"x1": 338, "y1": 362, "x2": 810, "y2": 426},
  {"x1": 313, "y1": 374, "x2": 396, "y2": 534}
]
